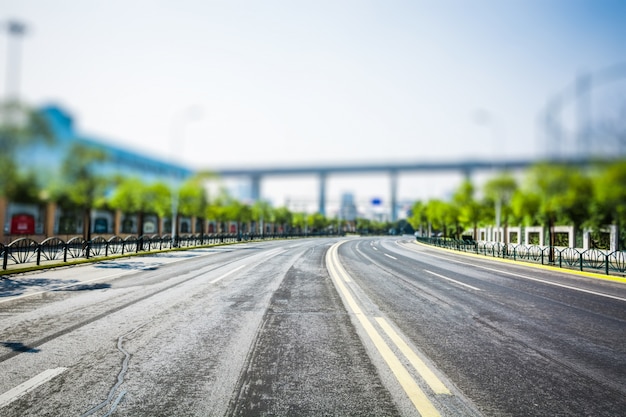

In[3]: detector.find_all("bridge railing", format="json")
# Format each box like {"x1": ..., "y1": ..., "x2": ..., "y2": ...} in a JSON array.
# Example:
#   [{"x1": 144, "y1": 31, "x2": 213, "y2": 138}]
[
  {"x1": 1, "y1": 232, "x2": 341, "y2": 271},
  {"x1": 417, "y1": 237, "x2": 626, "y2": 276}
]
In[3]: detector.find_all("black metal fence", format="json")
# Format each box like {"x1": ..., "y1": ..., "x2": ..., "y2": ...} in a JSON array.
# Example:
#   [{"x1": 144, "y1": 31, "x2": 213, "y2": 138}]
[
  {"x1": 1, "y1": 232, "x2": 339, "y2": 270},
  {"x1": 416, "y1": 237, "x2": 626, "y2": 276}
]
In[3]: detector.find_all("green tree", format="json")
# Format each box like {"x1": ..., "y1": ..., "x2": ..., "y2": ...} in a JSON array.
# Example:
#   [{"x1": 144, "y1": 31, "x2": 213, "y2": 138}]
[
  {"x1": 452, "y1": 180, "x2": 483, "y2": 239},
  {"x1": 178, "y1": 179, "x2": 208, "y2": 233},
  {"x1": 588, "y1": 161, "x2": 626, "y2": 249},
  {"x1": 307, "y1": 212, "x2": 328, "y2": 232},
  {"x1": 51, "y1": 143, "x2": 110, "y2": 240},
  {"x1": 425, "y1": 199, "x2": 457, "y2": 238},
  {"x1": 223, "y1": 199, "x2": 252, "y2": 236},
  {"x1": 144, "y1": 181, "x2": 172, "y2": 221},
  {"x1": 205, "y1": 188, "x2": 235, "y2": 233},
  {"x1": 292, "y1": 212, "x2": 307, "y2": 233},
  {"x1": 109, "y1": 177, "x2": 145, "y2": 234},
  {"x1": 408, "y1": 201, "x2": 428, "y2": 236},
  {"x1": 0, "y1": 100, "x2": 55, "y2": 199},
  {"x1": 483, "y1": 173, "x2": 518, "y2": 243},
  {"x1": 510, "y1": 189, "x2": 541, "y2": 226},
  {"x1": 592, "y1": 161, "x2": 626, "y2": 227},
  {"x1": 273, "y1": 206, "x2": 293, "y2": 234},
  {"x1": 251, "y1": 200, "x2": 273, "y2": 235},
  {"x1": 526, "y1": 163, "x2": 592, "y2": 257}
]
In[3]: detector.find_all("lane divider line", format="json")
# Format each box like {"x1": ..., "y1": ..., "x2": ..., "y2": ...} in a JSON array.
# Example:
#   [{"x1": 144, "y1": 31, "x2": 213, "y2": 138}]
[
  {"x1": 209, "y1": 247, "x2": 285, "y2": 285},
  {"x1": 420, "y1": 252, "x2": 624, "y2": 302},
  {"x1": 330, "y1": 246, "x2": 352, "y2": 283},
  {"x1": 327, "y1": 243, "x2": 442, "y2": 417},
  {"x1": 0, "y1": 367, "x2": 67, "y2": 409},
  {"x1": 375, "y1": 317, "x2": 451, "y2": 395},
  {"x1": 384, "y1": 254, "x2": 397, "y2": 260},
  {"x1": 210, "y1": 265, "x2": 247, "y2": 284},
  {"x1": 424, "y1": 270, "x2": 482, "y2": 291}
]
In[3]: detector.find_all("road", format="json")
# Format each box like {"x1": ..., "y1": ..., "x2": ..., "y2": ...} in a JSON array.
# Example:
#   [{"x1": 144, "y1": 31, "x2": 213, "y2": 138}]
[{"x1": 0, "y1": 237, "x2": 624, "y2": 416}]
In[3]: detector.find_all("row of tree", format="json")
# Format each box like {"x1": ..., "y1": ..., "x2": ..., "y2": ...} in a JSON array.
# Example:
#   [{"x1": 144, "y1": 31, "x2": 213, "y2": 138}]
[{"x1": 408, "y1": 161, "x2": 626, "y2": 248}]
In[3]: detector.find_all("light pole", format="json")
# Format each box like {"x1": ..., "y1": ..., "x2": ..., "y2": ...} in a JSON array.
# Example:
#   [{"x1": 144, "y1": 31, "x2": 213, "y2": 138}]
[
  {"x1": 169, "y1": 105, "x2": 203, "y2": 247},
  {"x1": 3, "y1": 20, "x2": 27, "y2": 101},
  {"x1": 474, "y1": 109, "x2": 505, "y2": 243}
]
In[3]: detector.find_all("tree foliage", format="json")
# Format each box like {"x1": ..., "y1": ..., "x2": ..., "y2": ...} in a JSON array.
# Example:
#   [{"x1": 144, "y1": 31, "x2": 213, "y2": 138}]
[{"x1": 0, "y1": 100, "x2": 55, "y2": 199}]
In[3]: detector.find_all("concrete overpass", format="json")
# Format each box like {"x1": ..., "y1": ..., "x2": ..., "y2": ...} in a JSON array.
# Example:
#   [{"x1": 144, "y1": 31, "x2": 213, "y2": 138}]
[{"x1": 210, "y1": 157, "x2": 586, "y2": 221}]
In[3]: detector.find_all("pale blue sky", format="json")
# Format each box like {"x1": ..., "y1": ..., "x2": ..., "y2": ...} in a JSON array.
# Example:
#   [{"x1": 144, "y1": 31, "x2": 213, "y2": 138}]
[{"x1": 3, "y1": 0, "x2": 626, "y2": 212}]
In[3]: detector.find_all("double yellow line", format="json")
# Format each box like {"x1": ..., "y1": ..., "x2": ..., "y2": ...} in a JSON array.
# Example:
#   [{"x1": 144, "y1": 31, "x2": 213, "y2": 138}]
[{"x1": 326, "y1": 241, "x2": 450, "y2": 417}]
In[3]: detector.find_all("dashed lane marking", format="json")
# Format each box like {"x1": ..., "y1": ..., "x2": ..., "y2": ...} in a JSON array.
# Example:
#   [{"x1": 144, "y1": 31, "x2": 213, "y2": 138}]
[
  {"x1": 424, "y1": 270, "x2": 482, "y2": 291},
  {"x1": 0, "y1": 367, "x2": 67, "y2": 409},
  {"x1": 210, "y1": 265, "x2": 248, "y2": 284}
]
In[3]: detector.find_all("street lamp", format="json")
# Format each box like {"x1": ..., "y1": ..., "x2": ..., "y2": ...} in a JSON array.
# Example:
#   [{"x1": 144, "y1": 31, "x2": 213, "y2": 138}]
[
  {"x1": 474, "y1": 109, "x2": 506, "y2": 243},
  {"x1": 169, "y1": 105, "x2": 203, "y2": 247},
  {"x1": 3, "y1": 19, "x2": 27, "y2": 101}
]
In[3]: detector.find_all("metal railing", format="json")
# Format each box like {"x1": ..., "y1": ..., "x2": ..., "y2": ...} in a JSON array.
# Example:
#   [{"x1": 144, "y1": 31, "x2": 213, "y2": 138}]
[
  {"x1": 417, "y1": 237, "x2": 626, "y2": 276},
  {"x1": 1, "y1": 232, "x2": 340, "y2": 270}
]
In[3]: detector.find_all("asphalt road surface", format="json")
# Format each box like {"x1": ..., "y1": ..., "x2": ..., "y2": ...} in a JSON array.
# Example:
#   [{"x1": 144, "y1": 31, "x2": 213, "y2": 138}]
[{"x1": 0, "y1": 237, "x2": 624, "y2": 416}]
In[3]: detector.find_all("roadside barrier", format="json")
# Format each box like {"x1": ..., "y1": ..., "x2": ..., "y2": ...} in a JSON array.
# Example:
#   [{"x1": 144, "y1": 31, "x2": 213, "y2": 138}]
[
  {"x1": 416, "y1": 237, "x2": 626, "y2": 276},
  {"x1": 1, "y1": 232, "x2": 338, "y2": 270}
]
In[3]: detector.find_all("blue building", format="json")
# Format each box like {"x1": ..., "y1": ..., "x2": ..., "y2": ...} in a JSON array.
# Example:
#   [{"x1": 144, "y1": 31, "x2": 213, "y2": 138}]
[{"x1": 2, "y1": 105, "x2": 197, "y2": 241}]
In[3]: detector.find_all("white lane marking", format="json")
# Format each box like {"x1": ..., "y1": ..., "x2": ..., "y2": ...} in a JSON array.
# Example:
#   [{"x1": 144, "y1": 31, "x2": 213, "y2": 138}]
[
  {"x1": 473, "y1": 264, "x2": 626, "y2": 302},
  {"x1": 210, "y1": 265, "x2": 247, "y2": 284},
  {"x1": 0, "y1": 367, "x2": 67, "y2": 408},
  {"x1": 402, "y1": 243, "x2": 626, "y2": 302},
  {"x1": 384, "y1": 254, "x2": 397, "y2": 260},
  {"x1": 425, "y1": 270, "x2": 482, "y2": 291},
  {"x1": 373, "y1": 247, "x2": 378, "y2": 251},
  {"x1": 264, "y1": 248, "x2": 285, "y2": 257}
]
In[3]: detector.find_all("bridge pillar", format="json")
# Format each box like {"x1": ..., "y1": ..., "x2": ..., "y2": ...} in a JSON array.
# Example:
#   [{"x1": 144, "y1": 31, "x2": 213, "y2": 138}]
[
  {"x1": 318, "y1": 172, "x2": 327, "y2": 216},
  {"x1": 390, "y1": 170, "x2": 398, "y2": 223}
]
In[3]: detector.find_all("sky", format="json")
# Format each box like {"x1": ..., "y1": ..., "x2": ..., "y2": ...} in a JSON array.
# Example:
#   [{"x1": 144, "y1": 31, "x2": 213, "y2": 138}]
[{"x1": 2, "y1": 0, "x2": 626, "y2": 215}]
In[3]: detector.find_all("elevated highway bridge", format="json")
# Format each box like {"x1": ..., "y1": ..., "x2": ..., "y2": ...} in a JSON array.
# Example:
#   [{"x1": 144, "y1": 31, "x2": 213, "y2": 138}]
[{"x1": 209, "y1": 157, "x2": 590, "y2": 221}]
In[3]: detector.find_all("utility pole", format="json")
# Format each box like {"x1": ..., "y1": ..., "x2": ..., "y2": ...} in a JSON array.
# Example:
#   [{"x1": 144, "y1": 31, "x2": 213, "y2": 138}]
[{"x1": 4, "y1": 20, "x2": 27, "y2": 101}]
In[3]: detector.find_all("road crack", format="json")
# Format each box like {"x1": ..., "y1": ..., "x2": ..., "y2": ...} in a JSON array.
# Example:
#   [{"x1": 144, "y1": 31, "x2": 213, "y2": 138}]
[{"x1": 80, "y1": 325, "x2": 145, "y2": 417}]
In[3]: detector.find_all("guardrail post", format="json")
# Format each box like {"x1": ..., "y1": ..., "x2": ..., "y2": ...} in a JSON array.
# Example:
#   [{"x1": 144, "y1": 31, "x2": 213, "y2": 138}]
[
  {"x1": 86, "y1": 241, "x2": 91, "y2": 259},
  {"x1": 3, "y1": 248, "x2": 8, "y2": 270},
  {"x1": 63, "y1": 243, "x2": 68, "y2": 263},
  {"x1": 36, "y1": 243, "x2": 42, "y2": 265},
  {"x1": 580, "y1": 253, "x2": 583, "y2": 272},
  {"x1": 558, "y1": 250, "x2": 562, "y2": 268},
  {"x1": 605, "y1": 253, "x2": 610, "y2": 275}
]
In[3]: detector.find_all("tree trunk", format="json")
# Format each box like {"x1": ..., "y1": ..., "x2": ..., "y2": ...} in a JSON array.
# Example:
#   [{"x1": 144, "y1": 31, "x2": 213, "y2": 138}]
[{"x1": 83, "y1": 208, "x2": 91, "y2": 242}]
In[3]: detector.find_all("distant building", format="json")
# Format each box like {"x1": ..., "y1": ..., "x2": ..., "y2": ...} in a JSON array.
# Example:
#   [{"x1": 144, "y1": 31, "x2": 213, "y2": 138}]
[
  {"x1": 27, "y1": 105, "x2": 194, "y2": 182},
  {"x1": 339, "y1": 192, "x2": 357, "y2": 222},
  {"x1": 3, "y1": 105, "x2": 196, "y2": 240}
]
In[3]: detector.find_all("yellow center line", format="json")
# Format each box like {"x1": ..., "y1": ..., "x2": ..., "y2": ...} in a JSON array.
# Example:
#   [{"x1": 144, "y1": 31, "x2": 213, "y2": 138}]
[
  {"x1": 375, "y1": 317, "x2": 451, "y2": 395},
  {"x1": 330, "y1": 244, "x2": 352, "y2": 283},
  {"x1": 327, "y1": 243, "x2": 442, "y2": 417}
]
